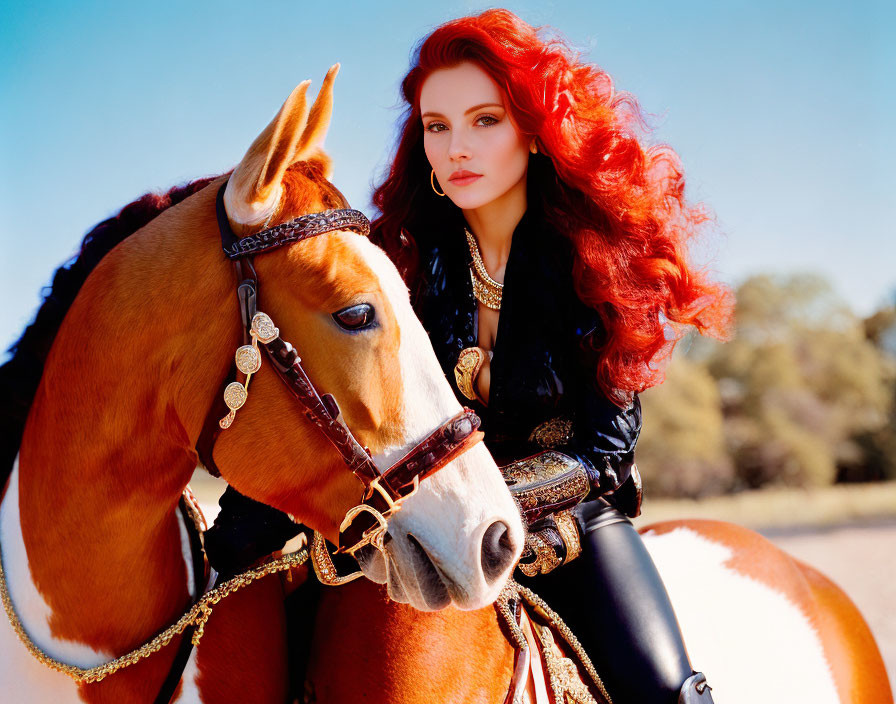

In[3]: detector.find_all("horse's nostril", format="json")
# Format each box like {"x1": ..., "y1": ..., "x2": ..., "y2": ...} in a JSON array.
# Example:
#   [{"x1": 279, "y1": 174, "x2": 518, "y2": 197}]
[
  {"x1": 406, "y1": 533, "x2": 451, "y2": 609},
  {"x1": 481, "y1": 520, "x2": 516, "y2": 583}
]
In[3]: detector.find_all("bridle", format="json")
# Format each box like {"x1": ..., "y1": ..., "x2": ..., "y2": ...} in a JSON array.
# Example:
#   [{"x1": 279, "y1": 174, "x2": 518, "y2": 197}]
[
  {"x1": 0, "y1": 179, "x2": 486, "y2": 696},
  {"x1": 0, "y1": 177, "x2": 612, "y2": 703},
  {"x1": 196, "y1": 181, "x2": 485, "y2": 558}
]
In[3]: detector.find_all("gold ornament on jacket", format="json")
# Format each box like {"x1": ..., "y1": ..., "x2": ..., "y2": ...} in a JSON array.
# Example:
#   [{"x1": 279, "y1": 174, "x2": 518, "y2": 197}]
[{"x1": 454, "y1": 346, "x2": 490, "y2": 405}]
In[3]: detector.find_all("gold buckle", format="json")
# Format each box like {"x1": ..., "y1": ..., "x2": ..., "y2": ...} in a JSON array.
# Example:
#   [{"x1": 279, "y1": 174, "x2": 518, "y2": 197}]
[
  {"x1": 339, "y1": 503, "x2": 390, "y2": 555},
  {"x1": 367, "y1": 474, "x2": 419, "y2": 514},
  {"x1": 337, "y1": 475, "x2": 420, "y2": 556}
]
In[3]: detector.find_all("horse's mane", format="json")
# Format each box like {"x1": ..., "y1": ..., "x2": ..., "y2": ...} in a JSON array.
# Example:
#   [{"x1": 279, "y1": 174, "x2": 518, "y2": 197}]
[{"x1": 0, "y1": 175, "x2": 218, "y2": 486}]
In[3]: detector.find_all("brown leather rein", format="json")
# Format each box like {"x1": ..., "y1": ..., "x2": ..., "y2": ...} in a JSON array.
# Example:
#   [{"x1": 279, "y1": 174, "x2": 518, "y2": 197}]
[{"x1": 196, "y1": 181, "x2": 484, "y2": 556}]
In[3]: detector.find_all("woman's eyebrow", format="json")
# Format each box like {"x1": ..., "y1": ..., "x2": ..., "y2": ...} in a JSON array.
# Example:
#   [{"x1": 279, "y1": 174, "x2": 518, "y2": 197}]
[{"x1": 421, "y1": 102, "x2": 505, "y2": 119}]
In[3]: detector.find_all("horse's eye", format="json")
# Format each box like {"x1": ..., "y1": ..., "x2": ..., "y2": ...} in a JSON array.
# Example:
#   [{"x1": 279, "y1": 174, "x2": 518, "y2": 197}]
[{"x1": 332, "y1": 303, "x2": 376, "y2": 331}]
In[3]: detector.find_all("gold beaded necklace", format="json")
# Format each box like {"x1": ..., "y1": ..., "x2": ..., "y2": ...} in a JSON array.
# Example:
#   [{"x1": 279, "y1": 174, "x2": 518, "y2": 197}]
[{"x1": 465, "y1": 228, "x2": 503, "y2": 310}]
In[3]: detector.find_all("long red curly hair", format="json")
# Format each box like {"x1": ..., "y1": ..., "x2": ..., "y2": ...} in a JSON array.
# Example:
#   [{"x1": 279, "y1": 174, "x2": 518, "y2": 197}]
[{"x1": 371, "y1": 8, "x2": 733, "y2": 405}]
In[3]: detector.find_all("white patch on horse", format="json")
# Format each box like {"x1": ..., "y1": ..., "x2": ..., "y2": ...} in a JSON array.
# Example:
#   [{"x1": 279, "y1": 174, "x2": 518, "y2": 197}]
[
  {"x1": 642, "y1": 526, "x2": 839, "y2": 704},
  {"x1": 172, "y1": 646, "x2": 202, "y2": 703},
  {"x1": 344, "y1": 235, "x2": 523, "y2": 609},
  {"x1": 348, "y1": 236, "x2": 461, "y2": 467},
  {"x1": 0, "y1": 458, "x2": 100, "y2": 702},
  {"x1": 1, "y1": 457, "x2": 201, "y2": 701}
]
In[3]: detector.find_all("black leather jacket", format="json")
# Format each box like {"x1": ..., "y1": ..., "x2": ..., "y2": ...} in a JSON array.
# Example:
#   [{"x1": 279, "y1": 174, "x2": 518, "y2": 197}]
[{"x1": 411, "y1": 202, "x2": 641, "y2": 511}]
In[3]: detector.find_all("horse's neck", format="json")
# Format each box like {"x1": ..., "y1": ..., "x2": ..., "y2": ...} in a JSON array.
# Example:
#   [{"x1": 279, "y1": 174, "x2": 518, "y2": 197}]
[
  {"x1": 11, "y1": 184, "x2": 232, "y2": 658},
  {"x1": 13, "y1": 402, "x2": 197, "y2": 659},
  {"x1": 2, "y1": 456, "x2": 196, "y2": 668}
]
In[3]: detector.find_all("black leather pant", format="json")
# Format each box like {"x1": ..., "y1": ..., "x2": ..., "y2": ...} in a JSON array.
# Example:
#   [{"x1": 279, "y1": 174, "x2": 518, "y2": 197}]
[{"x1": 519, "y1": 500, "x2": 693, "y2": 704}]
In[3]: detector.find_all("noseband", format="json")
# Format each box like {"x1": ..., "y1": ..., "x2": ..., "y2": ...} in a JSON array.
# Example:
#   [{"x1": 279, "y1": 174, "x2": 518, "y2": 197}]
[{"x1": 197, "y1": 182, "x2": 484, "y2": 558}]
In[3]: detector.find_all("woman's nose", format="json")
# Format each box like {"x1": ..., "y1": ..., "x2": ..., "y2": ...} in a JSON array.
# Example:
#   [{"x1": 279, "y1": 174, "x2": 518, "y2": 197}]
[{"x1": 447, "y1": 132, "x2": 472, "y2": 161}]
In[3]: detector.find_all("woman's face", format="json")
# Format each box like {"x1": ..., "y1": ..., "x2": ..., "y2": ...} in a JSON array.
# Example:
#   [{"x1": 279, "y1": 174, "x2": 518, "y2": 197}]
[{"x1": 420, "y1": 61, "x2": 530, "y2": 211}]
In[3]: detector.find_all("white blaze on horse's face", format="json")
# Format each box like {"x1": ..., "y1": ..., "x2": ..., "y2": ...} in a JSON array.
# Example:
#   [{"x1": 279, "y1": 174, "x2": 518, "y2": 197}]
[
  {"x1": 345, "y1": 236, "x2": 524, "y2": 610},
  {"x1": 220, "y1": 66, "x2": 523, "y2": 611}
]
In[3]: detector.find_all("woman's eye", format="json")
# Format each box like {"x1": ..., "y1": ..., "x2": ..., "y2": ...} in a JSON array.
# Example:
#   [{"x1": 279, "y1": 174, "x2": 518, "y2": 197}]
[
  {"x1": 476, "y1": 114, "x2": 499, "y2": 127},
  {"x1": 425, "y1": 122, "x2": 448, "y2": 133},
  {"x1": 332, "y1": 303, "x2": 376, "y2": 331}
]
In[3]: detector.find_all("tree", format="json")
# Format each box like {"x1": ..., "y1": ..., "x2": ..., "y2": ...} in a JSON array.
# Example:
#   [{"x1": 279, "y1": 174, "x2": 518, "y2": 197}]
[
  {"x1": 636, "y1": 274, "x2": 895, "y2": 495},
  {"x1": 637, "y1": 356, "x2": 734, "y2": 498},
  {"x1": 854, "y1": 304, "x2": 896, "y2": 481},
  {"x1": 707, "y1": 275, "x2": 894, "y2": 488}
]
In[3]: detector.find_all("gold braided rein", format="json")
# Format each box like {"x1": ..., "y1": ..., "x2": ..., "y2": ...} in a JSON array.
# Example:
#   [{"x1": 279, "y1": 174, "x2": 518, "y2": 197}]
[
  {"x1": 496, "y1": 580, "x2": 613, "y2": 704},
  {"x1": 0, "y1": 542, "x2": 309, "y2": 685}
]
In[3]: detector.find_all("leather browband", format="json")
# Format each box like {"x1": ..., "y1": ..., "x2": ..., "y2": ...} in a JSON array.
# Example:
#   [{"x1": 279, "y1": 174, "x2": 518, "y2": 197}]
[
  {"x1": 216, "y1": 186, "x2": 369, "y2": 260},
  {"x1": 197, "y1": 181, "x2": 484, "y2": 555}
]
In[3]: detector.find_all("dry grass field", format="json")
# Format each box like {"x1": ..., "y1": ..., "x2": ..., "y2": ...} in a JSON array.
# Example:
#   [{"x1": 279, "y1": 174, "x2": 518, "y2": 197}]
[{"x1": 634, "y1": 481, "x2": 896, "y2": 530}]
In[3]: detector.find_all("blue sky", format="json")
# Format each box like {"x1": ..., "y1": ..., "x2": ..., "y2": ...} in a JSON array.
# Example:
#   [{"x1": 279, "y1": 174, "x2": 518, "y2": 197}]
[{"x1": 1, "y1": 0, "x2": 893, "y2": 355}]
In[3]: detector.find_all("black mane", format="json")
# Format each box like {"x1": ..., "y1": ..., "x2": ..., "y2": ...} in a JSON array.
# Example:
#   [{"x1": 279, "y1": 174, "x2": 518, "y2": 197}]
[{"x1": 0, "y1": 176, "x2": 218, "y2": 484}]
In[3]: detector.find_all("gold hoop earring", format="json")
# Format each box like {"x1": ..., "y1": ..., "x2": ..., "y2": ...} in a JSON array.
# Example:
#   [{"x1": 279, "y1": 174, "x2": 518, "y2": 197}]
[
  {"x1": 529, "y1": 139, "x2": 539, "y2": 155},
  {"x1": 430, "y1": 169, "x2": 446, "y2": 197}
]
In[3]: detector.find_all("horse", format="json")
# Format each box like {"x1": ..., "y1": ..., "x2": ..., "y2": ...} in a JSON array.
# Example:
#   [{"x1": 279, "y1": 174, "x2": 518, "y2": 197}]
[
  {"x1": 301, "y1": 519, "x2": 893, "y2": 703},
  {"x1": 0, "y1": 65, "x2": 526, "y2": 703},
  {"x1": 3, "y1": 67, "x2": 891, "y2": 704}
]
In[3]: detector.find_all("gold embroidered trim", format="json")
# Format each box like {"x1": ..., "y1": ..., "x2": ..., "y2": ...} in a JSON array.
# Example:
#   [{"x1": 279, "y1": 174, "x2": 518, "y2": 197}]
[
  {"x1": 529, "y1": 416, "x2": 575, "y2": 449},
  {"x1": 554, "y1": 510, "x2": 582, "y2": 564},
  {"x1": 519, "y1": 530, "x2": 563, "y2": 577},
  {"x1": 502, "y1": 451, "x2": 590, "y2": 515},
  {"x1": 495, "y1": 582, "x2": 528, "y2": 653},
  {"x1": 535, "y1": 623, "x2": 599, "y2": 704}
]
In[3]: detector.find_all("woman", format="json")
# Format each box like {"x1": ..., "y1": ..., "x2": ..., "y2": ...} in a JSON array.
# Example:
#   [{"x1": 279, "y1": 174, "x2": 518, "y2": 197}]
[
  {"x1": 208, "y1": 9, "x2": 731, "y2": 703},
  {"x1": 372, "y1": 10, "x2": 730, "y2": 703}
]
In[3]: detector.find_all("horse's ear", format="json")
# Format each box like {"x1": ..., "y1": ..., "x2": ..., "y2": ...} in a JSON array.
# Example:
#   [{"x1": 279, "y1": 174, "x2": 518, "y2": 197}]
[
  {"x1": 225, "y1": 80, "x2": 312, "y2": 228},
  {"x1": 293, "y1": 64, "x2": 339, "y2": 163}
]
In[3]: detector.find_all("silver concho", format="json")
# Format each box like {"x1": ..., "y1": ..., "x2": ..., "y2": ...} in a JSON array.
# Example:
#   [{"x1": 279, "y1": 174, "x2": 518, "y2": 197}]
[
  {"x1": 223, "y1": 382, "x2": 248, "y2": 411},
  {"x1": 235, "y1": 345, "x2": 262, "y2": 375},
  {"x1": 251, "y1": 312, "x2": 279, "y2": 344}
]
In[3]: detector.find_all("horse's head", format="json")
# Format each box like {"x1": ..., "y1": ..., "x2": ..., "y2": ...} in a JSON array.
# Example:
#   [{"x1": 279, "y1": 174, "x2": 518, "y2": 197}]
[{"x1": 209, "y1": 66, "x2": 523, "y2": 610}]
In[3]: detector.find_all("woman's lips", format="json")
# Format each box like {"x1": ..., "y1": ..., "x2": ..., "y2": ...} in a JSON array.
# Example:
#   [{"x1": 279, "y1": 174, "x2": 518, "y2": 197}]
[{"x1": 448, "y1": 170, "x2": 483, "y2": 187}]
